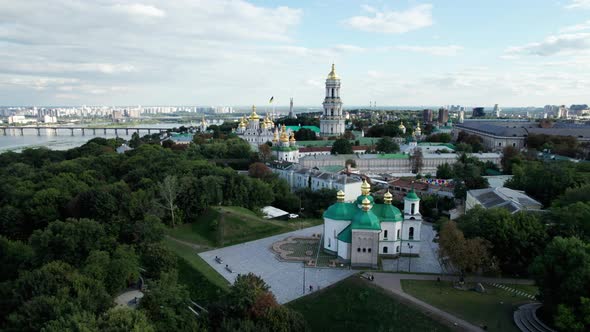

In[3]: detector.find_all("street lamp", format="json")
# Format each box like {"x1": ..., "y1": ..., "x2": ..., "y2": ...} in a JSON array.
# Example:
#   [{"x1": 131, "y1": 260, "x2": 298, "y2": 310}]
[{"x1": 407, "y1": 243, "x2": 414, "y2": 273}]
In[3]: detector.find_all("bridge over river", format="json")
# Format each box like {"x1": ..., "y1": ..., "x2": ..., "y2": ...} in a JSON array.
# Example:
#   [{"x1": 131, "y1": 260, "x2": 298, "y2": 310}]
[{"x1": 1, "y1": 126, "x2": 174, "y2": 136}]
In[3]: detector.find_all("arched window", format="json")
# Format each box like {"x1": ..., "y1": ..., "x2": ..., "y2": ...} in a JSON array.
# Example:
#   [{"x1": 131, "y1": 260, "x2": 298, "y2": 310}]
[
  {"x1": 328, "y1": 238, "x2": 331, "y2": 247},
  {"x1": 397, "y1": 229, "x2": 401, "y2": 240},
  {"x1": 384, "y1": 230, "x2": 388, "y2": 239},
  {"x1": 396, "y1": 246, "x2": 400, "y2": 253},
  {"x1": 409, "y1": 227, "x2": 415, "y2": 240},
  {"x1": 357, "y1": 248, "x2": 361, "y2": 252},
  {"x1": 411, "y1": 203, "x2": 415, "y2": 215},
  {"x1": 383, "y1": 246, "x2": 388, "y2": 253},
  {"x1": 368, "y1": 248, "x2": 371, "y2": 253},
  {"x1": 362, "y1": 248, "x2": 366, "y2": 253}
]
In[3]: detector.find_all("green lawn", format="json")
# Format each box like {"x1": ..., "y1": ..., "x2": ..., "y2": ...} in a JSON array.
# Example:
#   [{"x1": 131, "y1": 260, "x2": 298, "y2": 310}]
[
  {"x1": 163, "y1": 237, "x2": 229, "y2": 303},
  {"x1": 288, "y1": 277, "x2": 452, "y2": 332},
  {"x1": 401, "y1": 280, "x2": 535, "y2": 332},
  {"x1": 166, "y1": 206, "x2": 322, "y2": 247}
]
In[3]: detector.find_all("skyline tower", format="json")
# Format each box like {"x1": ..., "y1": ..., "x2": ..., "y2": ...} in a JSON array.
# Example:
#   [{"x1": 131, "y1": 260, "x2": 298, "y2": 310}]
[{"x1": 320, "y1": 64, "x2": 345, "y2": 137}]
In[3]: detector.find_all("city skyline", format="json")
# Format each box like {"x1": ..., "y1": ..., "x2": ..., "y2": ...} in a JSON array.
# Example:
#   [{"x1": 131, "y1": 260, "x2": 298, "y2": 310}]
[{"x1": 1, "y1": 0, "x2": 590, "y2": 106}]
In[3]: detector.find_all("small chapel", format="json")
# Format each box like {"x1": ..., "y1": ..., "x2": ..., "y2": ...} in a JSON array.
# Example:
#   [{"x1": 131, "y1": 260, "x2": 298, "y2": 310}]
[{"x1": 323, "y1": 180, "x2": 422, "y2": 268}]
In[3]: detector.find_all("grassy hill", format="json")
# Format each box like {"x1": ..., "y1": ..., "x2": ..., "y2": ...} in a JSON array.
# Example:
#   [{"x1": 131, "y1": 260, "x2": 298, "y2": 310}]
[
  {"x1": 288, "y1": 277, "x2": 452, "y2": 332},
  {"x1": 164, "y1": 206, "x2": 322, "y2": 304},
  {"x1": 167, "y1": 206, "x2": 321, "y2": 247}
]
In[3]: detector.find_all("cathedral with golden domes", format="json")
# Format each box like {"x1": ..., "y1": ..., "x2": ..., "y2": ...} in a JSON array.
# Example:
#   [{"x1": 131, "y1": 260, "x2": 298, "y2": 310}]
[
  {"x1": 236, "y1": 106, "x2": 280, "y2": 147},
  {"x1": 323, "y1": 180, "x2": 422, "y2": 268}
]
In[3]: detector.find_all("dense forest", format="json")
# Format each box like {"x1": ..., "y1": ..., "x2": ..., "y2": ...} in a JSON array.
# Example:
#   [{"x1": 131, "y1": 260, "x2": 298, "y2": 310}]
[{"x1": 0, "y1": 137, "x2": 308, "y2": 331}]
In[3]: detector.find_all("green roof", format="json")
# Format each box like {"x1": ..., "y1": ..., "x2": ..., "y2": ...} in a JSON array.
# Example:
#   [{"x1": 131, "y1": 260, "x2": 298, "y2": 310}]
[
  {"x1": 405, "y1": 189, "x2": 420, "y2": 201},
  {"x1": 351, "y1": 210, "x2": 381, "y2": 230},
  {"x1": 337, "y1": 225, "x2": 352, "y2": 243},
  {"x1": 376, "y1": 154, "x2": 409, "y2": 159},
  {"x1": 296, "y1": 140, "x2": 333, "y2": 147},
  {"x1": 372, "y1": 204, "x2": 403, "y2": 222},
  {"x1": 272, "y1": 145, "x2": 298, "y2": 152},
  {"x1": 286, "y1": 125, "x2": 320, "y2": 133},
  {"x1": 418, "y1": 142, "x2": 455, "y2": 150},
  {"x1": 324, "y1": 202, "x2": 356, "y2": 220},
  {"x1": 318, "y1": 165, "x2": 345, "y2": 173}
]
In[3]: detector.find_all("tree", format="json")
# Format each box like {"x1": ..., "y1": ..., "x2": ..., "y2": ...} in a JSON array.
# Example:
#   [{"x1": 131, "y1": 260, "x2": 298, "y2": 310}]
[
  {"x1": 458, "y1": 206, "x2": 547, "y2": 274},
  {"x1": 331, "y1": 138, "x2": 353, "y2": 155},
  {"x1": 410, "y1": 147, "x2": 424, "y2": 174},
  {"x1": 426, "y1": 133, "x2": 452, "y2": 143},
  {"x1": 248, "y1": 162, "x2": 273, "y2": 180},
  {"x1": 258, "y1": 143, "x2": 272, "y2": 162},
  {"x1": 551, "y1": 202, "x2": 590, "y2": 242},
  {"x1": 375, "y1": 137, "x2": 400, "y2": 153},
  {"x1": 158, "y1": 175, "x2": 180, "y2": 227},
  {"x1": 98, "y1": 308, "x2": 155, "y2": 332},
  {"x1": 139, "y1": 271, "x2": 205, "y2": 332},
  {"x1": 506, "y1": 161, "x2": 580, "y2": 206},
  {"x1": 140, "y1": 242, "x2": 178, "y2": 279},
  {"x1": 129, "y1": 132, "x2": 142, "y2": 148},
  {"x1": 530, "y1": 237, "x2": 590, "y2": 329},
  {"x1": 436, "y1": 163, "x2": 454, "y2": 179},
  {"x1": 501, "y1": 146, "x2": 521, "y2": 174},
  {"x1": 294, "y1": 128, "x2": 317, "y2": 141},
  {"x1": 438, "y1": 220, "x2": 494, "y2": 276},
  {"x1": 342, "y1": 130, "x2": 355, "y2": 140}
]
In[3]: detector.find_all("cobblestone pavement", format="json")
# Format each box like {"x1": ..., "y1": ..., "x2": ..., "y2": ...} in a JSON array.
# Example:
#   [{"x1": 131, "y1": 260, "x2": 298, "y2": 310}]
[
  {"x1": 199, "y1": 225, "x2": 354, "y2": 304},
  {"x1": 382, "y1": 223, "x2": 450, "y2": 274}
]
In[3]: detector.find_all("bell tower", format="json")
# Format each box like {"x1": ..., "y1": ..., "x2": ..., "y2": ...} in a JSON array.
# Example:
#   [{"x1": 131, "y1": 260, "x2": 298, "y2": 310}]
[{"x1": 320, "y1": 64, "x2": 345, "y2": 137}]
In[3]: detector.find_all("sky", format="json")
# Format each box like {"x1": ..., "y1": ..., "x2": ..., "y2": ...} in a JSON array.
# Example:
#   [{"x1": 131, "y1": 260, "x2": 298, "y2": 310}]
[{"x1": 1, "y1": 0, "x2": 590, "y2": 107}]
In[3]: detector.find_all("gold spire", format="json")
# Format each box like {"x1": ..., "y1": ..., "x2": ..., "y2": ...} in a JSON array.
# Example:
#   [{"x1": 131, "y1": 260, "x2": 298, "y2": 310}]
[
  {"x1": 336, "y1": 190, "x2": 345, "y2": 202},
  {"x1": 361, "y1": 197, "x2": 371, "y2": 211},
  {"x1": 384, "y1": 190, "x2": 393, "y2": 204},
  {"x1": 272, "y1": 130, "x2": 279, "y2": 143},
  {"x1": 249, "y1": 105, "x2": 260, "y2": 120},
  {"x1": 327, "y1": 63, "x2": 339, "y2": 80},
  {"x1": 361, "y1": 179, "x2": 371, "y2": 196},
  {"x1": 279, "y1": 125, "x2": 289, "y2": 143}
]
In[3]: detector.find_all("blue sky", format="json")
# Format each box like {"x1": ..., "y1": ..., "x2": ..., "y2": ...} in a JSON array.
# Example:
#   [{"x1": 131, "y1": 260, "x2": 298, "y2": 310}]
[{"x1": 1, "y1": 0, "x2": 590, "y2": 107}]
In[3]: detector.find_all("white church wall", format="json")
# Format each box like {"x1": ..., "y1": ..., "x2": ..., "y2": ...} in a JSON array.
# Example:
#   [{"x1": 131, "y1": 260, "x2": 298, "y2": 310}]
[
  {"x1": 337, "y1": 241, "x2": 350, "y2": 260},
  {"x1": 323, "y1": 218, "x2": 349, "y2": 253}
]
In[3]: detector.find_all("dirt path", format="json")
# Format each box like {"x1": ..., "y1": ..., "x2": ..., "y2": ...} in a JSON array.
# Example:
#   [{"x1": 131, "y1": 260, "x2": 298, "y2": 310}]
[{"x1": 165, "y1": 235, "x2": 210, "y2": 251}]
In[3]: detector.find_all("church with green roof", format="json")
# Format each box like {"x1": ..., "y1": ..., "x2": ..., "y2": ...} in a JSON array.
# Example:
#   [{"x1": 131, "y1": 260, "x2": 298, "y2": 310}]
[{"x1": 323, "y1": 179, "x2": 423, "y2": 268}]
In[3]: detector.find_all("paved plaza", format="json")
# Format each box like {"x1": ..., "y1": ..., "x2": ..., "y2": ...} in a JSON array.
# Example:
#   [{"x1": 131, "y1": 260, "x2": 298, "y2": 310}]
[
  {"x1": 382, "y1": 223, "x2": 447, "y2": 274},
  {"x1": 199, "y1": 225, "x2": 354, "y2": 304}
]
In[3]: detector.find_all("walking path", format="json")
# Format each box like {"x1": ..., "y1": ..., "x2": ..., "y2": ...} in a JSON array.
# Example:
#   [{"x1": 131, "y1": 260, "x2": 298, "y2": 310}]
[
  {"x1": 165, "y1": 235, "x2": 209, "y2": 251},
  {"x1": 370, "y1": 273, "x2": 535, "y2": 332}
]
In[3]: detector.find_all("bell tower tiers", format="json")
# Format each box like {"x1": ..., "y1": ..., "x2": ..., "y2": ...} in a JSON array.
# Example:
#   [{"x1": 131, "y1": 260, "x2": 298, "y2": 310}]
[{"x1": 320, "y1": 64, "x2": 346, "y2": 137}]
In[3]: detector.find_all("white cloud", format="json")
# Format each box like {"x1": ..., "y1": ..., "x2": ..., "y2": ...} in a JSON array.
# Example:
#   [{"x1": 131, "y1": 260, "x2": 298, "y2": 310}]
[
  {"x1": 505, "y1": 33, "x2": 590, "y2": 56},
  {"x1": 395, "y1": 45, "x2": 463, "y2": 56},
  {"x1": 565, "y1": 0, "x2": 590, "y2": 9},
  {"x1": 344, "y1": 4, "x2": 433, "y2": 34},
  {"x1": 111, "y1": 3, "x2": 166, "y2": 18},
  {"x1": 560, "y1": 20, "x2": 590, "y2": 32}
]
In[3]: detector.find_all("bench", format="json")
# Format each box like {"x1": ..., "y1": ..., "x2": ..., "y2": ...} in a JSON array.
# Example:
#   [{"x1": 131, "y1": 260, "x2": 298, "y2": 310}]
[{"x1": 215, "y1": 256, "x2": 223, "y2": 264}]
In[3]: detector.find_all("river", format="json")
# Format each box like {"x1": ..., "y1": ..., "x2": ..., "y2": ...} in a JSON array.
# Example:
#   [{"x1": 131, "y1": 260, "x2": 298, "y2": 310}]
[{"x1": 0, "y1": 123, "x2": 189, "y2": 152}]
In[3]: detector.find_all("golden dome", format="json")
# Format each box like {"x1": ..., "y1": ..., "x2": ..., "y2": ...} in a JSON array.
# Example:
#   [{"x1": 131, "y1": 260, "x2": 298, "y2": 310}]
[
  {"x1": 361, "y1": 179, "x2": 371, "y2": 196},
  {"x1": 289, "y1": 132, "x2": 296, "y2": 142},
  {"x1": 384, "y1": 190, "x2": 393, "y2": 204},
  {"x1": 336, "y1": 190, "x2": 345, "y2": 202},
  {"x1": 239, "y1": 118, "x2": 246, "y2": 128},
  {"x1": 327, "y1": 63, "x2": 339, "y2": 80},
  {"x1": 398, "y1": 121, "x2": 406, "y2": 129},
  {"x1": 249, "y1": 105, "x2": 260, "y2": 120},
  {"x1": 361, "y1": 197, "x2": 371, "y2": 211},
  {"x1": 272, "y1": 131, "x2": 279, "y2": 142},
  {"x1": 279, "y1": 126, "x2": 289, "y2": 143}
]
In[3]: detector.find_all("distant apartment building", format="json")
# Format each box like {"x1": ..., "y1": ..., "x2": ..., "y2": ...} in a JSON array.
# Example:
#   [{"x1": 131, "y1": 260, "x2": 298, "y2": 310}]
[
  {"x1": 438, "y1": 108, "x2": 449, "y2": 124},
  {"x1": 423, "y1": 109, "x2": 434, "y2": 123}
]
